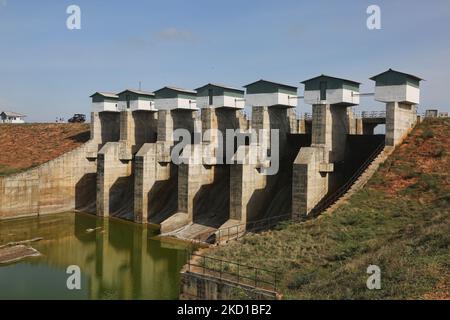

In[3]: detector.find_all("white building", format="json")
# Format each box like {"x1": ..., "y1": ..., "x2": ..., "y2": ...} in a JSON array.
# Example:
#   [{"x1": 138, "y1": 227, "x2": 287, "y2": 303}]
[
  {"x1": 154, "y1": 86, "x2": 198, "y2": 110},
  {"x1": 0, "y1": 111, "x2": 26, "y2": 123},
  {"x1": 301, "y1": 74, "x2": 361, "y2": 106},
  {"x1": 243, "y1": 79, "x2": 298, "y2": 108},
  {"x1": 195, "y1": 83, "x2": 245, "y2": 109},
  {"x1": 90, "y1": 92, "x2": 119, "y2": 112},
  {"x1": 117, "y1": 89, "x2": 156, "y2": 112},
  {"x1": 370, "y1": 68, "x2": 422, "y2": 105}
]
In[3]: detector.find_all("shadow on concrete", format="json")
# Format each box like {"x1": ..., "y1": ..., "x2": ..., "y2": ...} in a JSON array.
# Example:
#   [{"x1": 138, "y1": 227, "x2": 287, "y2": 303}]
[
  {"x1": 109, "y1": 175, "x2": 134, "y2": 221},
  {"x1": 192, "y1": 165, "x2": 230, "y2": 228},
  {"x1": 75, "y1": 173, "x2": 97, "y2": 213},
  {"x1": 100, "y1": 112, "x2": 120, "y2": 143},
  {"x1": 148, "y1": 163, "x2": 178, "y2": 224},
  {"x1": 246, "y1": 133, "x2": 310, "y2": 223},
  {"x1": 133, "y1": 111, "x2": 158, "y2": 147}
]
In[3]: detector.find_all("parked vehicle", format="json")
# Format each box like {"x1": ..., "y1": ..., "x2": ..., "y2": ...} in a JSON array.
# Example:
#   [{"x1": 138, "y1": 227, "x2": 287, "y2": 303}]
[{"x1": 68, "y1": 114, "x2": 86, "y2": 123}]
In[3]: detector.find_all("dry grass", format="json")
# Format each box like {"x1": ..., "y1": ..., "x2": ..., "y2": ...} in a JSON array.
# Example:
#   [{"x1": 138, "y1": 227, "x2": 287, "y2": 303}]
[{"x1": 0, "y1": 123, "x2": 90, "y2": 176}]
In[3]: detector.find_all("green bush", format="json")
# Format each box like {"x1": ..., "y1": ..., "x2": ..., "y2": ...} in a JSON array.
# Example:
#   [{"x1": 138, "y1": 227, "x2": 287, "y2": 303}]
[{"x1": 421, "y1": 129, "x2": 434, "y2": 139}]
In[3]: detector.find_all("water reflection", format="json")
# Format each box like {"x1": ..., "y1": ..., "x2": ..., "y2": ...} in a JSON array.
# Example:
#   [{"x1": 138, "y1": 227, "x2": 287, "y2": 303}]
[{"x1": 0, "y1": 212, "x2": 190, "y2": 300}]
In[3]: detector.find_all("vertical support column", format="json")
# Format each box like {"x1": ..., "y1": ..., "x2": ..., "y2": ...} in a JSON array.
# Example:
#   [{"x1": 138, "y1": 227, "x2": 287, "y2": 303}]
[
  {"x1": 229, "y1": 149, "x2": 266, "y2": 224},
  {"x1": 298, "y1": 119, "x2": 306, "y2": 134},
  {"x1": 252, "y1": 106, "x2": 270, "y2": 153},
  {"x1": 88, "y1": 111, "x2": 121, "y2": 158},
  {"x1": 346, "y1": 109, "x2": 356, "y2": 135},
  {"x1": 90, "y1": 112, "x2": 102, "y2": 144},
  {"x1": 311, "y1": 104, "x2": 332, "y2": 147},
  {"x1": 96, "y1": 142, "x2": 132, "y2": 217},
  {"x1": 177, "y1": 144, "x2": 215, "y2": 222},
  {"x1": 157, "y1": 110, "x2": 174, "y2": 143},
  {"x1": 227, "y1": 107, "x2": 270, "y2": 224},
  {"x1": 292, "y1": 103, "x2": 349, "y2": 218},
  {"x1": 134, "y1": 144, "x2": 156, "y2": 224},
  {"x1": 385, "y1": 102, "x2": 417, "y2": 146},
  {"x1": 355, "y1": 118, "x2": 364, "y2": 135}
]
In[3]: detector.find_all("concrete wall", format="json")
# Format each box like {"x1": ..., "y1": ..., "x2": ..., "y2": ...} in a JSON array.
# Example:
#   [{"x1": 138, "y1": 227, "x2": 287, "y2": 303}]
[
  {"x1": 178, "y1": 161, "x2": 215, "y2": 222},
  {"x1": 155, "y1": 98, "x2": 197, "y2": 111},
  {"x1": 180, "y1": 270, "x2": 279, "y2": 300},
  {"x1": 92, "y1": 101, "x2": 118, "y2": 113},
  {"x1": 96, "y1": 142, "x2": 133, "y2": 218},
  {"x1": 0, "y1": 141, "x2": 97, "y2": 219},
  {"x1": 229, "y1": 151, "x2": 267, "y2": 223},
  {"x1": 118, "y1": 99, "x2": 155, "y2": 112},
  {"x1": 311, "y1": 104, "x2": 349, "y2": 162},
  {"x1": 229, "y1": 106, "x2": 296, "y2": 224},
  {"x1": 118, "y1": 110, "x2": 158, "y2": 157},
  {"x1": 133, "y1": 143, "x2": 173, "y2": 224},
  {"x1": 292, "y1": 147, "x2": 328, "y2": 219},
  {"x1": 96, "y1": 110, "x2": 159, "y2": 219},
  {"x1": 0, "y1": 111, "x2": 123, "y2": 220},
  {"x1": 133, "y1": 109, "x2": 199, "y2": 225},
  {"x1": 197, "y1": 95, "x2": 245, "y2": 109},
  {"x1": 385, "y1": 102, "x2": 417, "y2": 146},
  {"x1": 246, "y1": 93, "x2": 297, "y2": 108},
  {"x1": 375, "y1": 84, "x2": 420, "y2": 105},
  {"x1": 90, "y1": 112, "x2": 121, "y2": 146},
  {"x1": 292, "y1": 104, "x2": 350, "y2": 218},
  {"x1": 304, "y1": 88, "x2": 359, "y2": 106}
]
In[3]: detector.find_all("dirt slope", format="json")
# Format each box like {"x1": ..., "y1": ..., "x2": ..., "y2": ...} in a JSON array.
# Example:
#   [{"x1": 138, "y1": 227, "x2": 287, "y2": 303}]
[{"x1": 0, "y1": 123, "x2": 90, "y2": 176}]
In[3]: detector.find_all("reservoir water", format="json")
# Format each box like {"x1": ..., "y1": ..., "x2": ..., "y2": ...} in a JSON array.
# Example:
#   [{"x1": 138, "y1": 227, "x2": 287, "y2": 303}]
[{"x1": 0, "y1": 212, "x2": 192, "y2": 299}]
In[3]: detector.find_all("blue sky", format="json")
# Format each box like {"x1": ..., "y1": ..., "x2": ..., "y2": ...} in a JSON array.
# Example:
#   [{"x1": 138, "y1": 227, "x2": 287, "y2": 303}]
[{"x1": 1, "y1": 0, "x2": 449, "y2": 122}]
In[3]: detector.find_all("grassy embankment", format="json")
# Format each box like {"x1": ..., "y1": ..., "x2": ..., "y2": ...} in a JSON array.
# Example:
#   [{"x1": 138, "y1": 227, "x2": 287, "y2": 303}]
[
  {"x1": 0, "y1": 123, "x2": 90, "y2": 176},
  {"x1": 208, "y1": 118, "x2": 450, "y2": 299}
]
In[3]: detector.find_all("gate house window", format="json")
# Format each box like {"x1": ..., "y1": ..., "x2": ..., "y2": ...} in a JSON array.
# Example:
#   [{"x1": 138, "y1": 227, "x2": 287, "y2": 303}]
[
  {"x1": 126, "y1": 94, "x2": 130, "y2": 109},
  {"x1": 320, "y1": 81, "x2": 327, "y2": 101},
  {"x1": 208, "y1": 89, "x2": 213, "y2": 105}
]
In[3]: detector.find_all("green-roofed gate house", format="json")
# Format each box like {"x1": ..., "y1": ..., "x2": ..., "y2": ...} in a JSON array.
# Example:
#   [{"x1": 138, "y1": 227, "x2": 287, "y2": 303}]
[
  {"x1": 117, "y1": 89, "x2": 156, "y2": 112},
  {"x1": 90, "y1": 92, "x2": 119, "y2": 112},
  {"x1": 243, "y1": 80, "x2": 298, "y2": 108},
  {"x1": 196, "y1": 83, "x2": 245, "y2": 109},
  {"x1": 370, "y1": 69, "x2": 422, "y2": 146},
  {"x1": 154, "y1": 87, "x2": 198, "y2": 110}
]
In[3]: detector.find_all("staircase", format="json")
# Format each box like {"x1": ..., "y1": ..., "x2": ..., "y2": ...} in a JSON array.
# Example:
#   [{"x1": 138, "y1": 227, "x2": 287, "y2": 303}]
[
  {"x1": 309, "y1": 142, "x2": 394, "y2": 217},
  {"x1": 327, "y1": 146, "x2": 394, "y2": 211}
]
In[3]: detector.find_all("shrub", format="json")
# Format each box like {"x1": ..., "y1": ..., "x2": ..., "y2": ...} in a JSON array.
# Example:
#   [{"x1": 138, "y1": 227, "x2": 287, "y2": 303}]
[{"x1": 421, "y1": 129, "x2": 434, "y2": 139}]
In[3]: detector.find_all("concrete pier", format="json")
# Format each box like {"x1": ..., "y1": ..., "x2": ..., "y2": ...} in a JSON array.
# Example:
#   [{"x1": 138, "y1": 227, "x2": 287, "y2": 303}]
[
  {"x1": 133, "y1": 109, "x2": 199, "y2": 225},
  {"x1": 385, "y1": 102, "x2": 416, "y2": 146},
  {"x1": 96, "y1": 110, "x2": 157, "y2": 218},
  {"x1": 292, "y1": 104, "x2": 350, "y2": 218}
]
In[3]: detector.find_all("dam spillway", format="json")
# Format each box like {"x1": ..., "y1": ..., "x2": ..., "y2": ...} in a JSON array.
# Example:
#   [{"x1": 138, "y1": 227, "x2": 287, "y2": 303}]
[{"x1": 0, "y1": 72, "x2": 421, "y2": 242}]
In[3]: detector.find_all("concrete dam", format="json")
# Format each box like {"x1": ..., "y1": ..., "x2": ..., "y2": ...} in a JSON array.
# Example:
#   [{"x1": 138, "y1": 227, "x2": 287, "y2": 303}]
[{"x1": 0, "y1": 70, "x2": 421, "y2": 242}]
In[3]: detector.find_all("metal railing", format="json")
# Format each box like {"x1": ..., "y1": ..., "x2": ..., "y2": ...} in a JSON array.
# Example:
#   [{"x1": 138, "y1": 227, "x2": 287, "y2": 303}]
[
  {"x1": 186, "y1": 252, "x2": 279, "y2": 291},
  {"x1": 298, "y1": 111, "x2": 386, "y2": 120},
  {"x1": 215, "y1": 140, "x2": 384, "y2": 240},
  {"x1": 309, "y1": 141, "x2": 386, "y2": 217},
  {"x1": 214, "y1": 213, "x2": 291, "y2": 243},
  {"x1": 353, "y1": 111, "x2": 386, "y2": 119},
  {"x1": 297, "y1": 112, "x2": 312, "y2": 120}
]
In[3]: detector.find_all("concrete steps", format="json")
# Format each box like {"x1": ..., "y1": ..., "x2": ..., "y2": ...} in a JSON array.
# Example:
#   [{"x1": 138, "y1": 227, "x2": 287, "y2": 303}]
[{"x1": 162, "y1": 222, "x2": 218, "y2": 243}]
